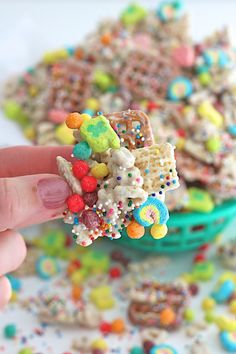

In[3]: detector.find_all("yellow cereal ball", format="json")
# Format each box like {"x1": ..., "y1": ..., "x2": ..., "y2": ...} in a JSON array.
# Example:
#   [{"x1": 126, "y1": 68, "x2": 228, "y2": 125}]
[
  {"x1": 219, "y1": 272, "x2": 235, "y2": 284},
  {"x1": 24, "y1": 126, "x2": 35, "y2": 140},
  {"x1": 55, "y1": 123, "x2": 75, "y2": 144},
  {"x1": 140, "y1": 99, "x2": 147, "y2": 109},
  {"x1": 80, "y1": 113, "x2": 92, "y2": 122},
  {"x1": 91, "y1": 338, "x2": 108, "y2": 351},
  {"x1": 215, "y1": 316, "x2": 236, "y2": 331},
  {"x1": 70, "y1": 269, "x2": 87, "y2": 286},
  {"x1": 91, "y1": 163, "x2": 109, "y2": 179},
  {"x1": 230, "y1": 300, "x2": 236, "y2": 314},
  {"x1": 202, "y1": 297, "x2": 216, "y2": 311},
  {"x1": 28, "y1": 85, "x2": 38, "y2": 97},
  {"x1": 180, "y1": 273, "x2": 195, "y2": 284},
  {"x1": 43, "y1": 49, "x2": 68, "y2": 64},
  {"x1": 10, "y1": 291, "x2": 18, "y2": 303},
  {"x1": 86, "y1": 98, "x2": 100, "y2": 111},
  {"x1": 176, "y1": 137, "x2": 186, "y2": 150},
  {"x1": 127, "y1": 221, "x2": 145, "y2": 239},
  {"x1": 150, "y1": 224, "x2": 168, "y2": 239},
  {"x1": 214, "y1": 234, "x2": 222, "y2": 245},
  {"x1": 183, "y1": 105, "x2": 193, "y2": 115}
]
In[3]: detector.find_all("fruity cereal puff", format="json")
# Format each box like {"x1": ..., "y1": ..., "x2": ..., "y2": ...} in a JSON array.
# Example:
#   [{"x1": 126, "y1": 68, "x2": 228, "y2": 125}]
[{"x1": 57, "y1": 110, "x2": 179, "y2": 246}]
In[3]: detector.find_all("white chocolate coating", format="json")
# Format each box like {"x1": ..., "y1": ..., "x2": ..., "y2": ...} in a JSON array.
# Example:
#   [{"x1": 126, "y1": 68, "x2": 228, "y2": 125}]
[{"x1": 95, "y1": 147, "x2": 148, "y2": 235}]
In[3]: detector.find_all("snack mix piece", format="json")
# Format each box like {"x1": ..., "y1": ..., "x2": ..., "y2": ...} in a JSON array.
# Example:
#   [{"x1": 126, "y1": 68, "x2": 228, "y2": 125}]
[
  {"x1": 128, "y1": 281, "x2": 189, "y2": 330},
  {"x1": 57, "y1": 110, "x2": 179, "y2": 246}
]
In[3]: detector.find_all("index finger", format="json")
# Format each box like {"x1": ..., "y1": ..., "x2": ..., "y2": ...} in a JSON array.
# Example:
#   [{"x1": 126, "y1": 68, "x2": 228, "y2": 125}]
[{"x1": 0, "y1": 146, "x2": 74, "y2": 178}]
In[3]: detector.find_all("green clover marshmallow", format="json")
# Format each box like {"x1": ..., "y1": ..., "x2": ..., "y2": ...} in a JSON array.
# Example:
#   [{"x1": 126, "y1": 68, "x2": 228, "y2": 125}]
[{"x1": 80, "y1": 115, "x2": 120, "y2": 153}]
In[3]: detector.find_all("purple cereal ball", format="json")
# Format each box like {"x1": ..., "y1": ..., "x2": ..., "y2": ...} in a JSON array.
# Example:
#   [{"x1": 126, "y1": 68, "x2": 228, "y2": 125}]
[
  {"x1": 111, "y1": 250, "x2": 124, "y2": 261},
  {"x1": 188, "y1": 283, "x2": 199, "y2": 296},
  {"x1": 92, "y1": 350, "x2": 104, "y2": 354},
  {"x1": 81, "y1": 210, "x2": 100, "y2": 229},
  {"x1": 83, "y1": 191, "x2": 98, "y2": 207},
  {"x1": 143, "y1": 340, "x2": 155, "y2": 354}
]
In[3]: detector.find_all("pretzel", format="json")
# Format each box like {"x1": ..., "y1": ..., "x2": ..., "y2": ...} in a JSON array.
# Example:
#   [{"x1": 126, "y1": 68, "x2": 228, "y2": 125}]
[
  {"x1": 139, "y1": 13, "x2": 190, "y2": 49},
  {"x1": 218, "y1": 240, "x2": 236, "y2": 270},
  {"x1": 119, "y1": 49, "x2": 179, "y2": 100},
  {"x1": 104, "y1": 109, "x2": 155, "y2": 149},
  {"x1": 128, "y1": 281, "x2": 189, "y2": 330},
  {"x1": 38, "y1": 295, "x2": 101, "y2": 328},
  {"x1": 176, "y1": 151, "x2": 215, "y2": 185},
  {"x1": 47, "y1": 58, "x2": 93, "y2": 114}
]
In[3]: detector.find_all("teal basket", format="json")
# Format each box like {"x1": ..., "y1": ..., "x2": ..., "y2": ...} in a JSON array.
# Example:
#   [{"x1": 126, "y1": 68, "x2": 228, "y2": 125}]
[{"x1": 117, "y1": 199, "x2": 236, "y2": 253}]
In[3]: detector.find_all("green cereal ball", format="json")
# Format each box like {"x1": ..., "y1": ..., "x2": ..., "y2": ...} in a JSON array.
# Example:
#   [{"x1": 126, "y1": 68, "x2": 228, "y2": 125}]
[
  {"x1": 3, "y1": 101, "x2": 29, "y2": 127},
  {"x1": 94, "y1": 70, "x2": 113, "y2": 91},
  {"x1": 184, "y1": 308, "x2": 195, "y2": 322},
  {"x1": 205, "y1": 311, "x2": 216, "y2": 323},
  {"x1": 4, "y1": 324, "x2": 17, "y2": 338},
  {"x1": 18, "y1": 348, "x2": 33, "y2": 354},
  {"x1": 206, "y1": 136, "x2": 221, "y2": 153},
  {"x1": 198, "y1": 72, "x2": 211, "y2": 86},
  {"x1": 130, "y1": 347, "x2": 145, "y2": 354}
]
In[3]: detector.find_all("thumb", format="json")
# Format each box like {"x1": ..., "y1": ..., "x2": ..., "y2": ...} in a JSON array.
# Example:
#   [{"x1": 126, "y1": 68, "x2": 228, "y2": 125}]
[
  {"x1": 0, "y1": 174, "x2": 70, "y2": 231},
  {"x1": 0, "y1": 277, "x2": 11, "y2": 309}
]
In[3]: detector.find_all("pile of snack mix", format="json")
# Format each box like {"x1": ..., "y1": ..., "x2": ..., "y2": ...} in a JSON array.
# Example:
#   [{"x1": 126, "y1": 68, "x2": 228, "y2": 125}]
[{"x1": 2, "y1": 1, "x2": 236, "y2": 212}]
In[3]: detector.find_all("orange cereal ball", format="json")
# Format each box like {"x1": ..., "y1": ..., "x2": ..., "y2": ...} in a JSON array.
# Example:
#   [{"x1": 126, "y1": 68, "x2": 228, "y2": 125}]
[
  {"x1": 67, "y1": 263, "x2": 76, "y2": 275},
  {"x1": 66, "y1": 112, "x2": 83, "y2": 129},
  {"x1": 72, "y1": 285, "x2": 82, "y2": 301},
  {"x1": 75, "y1": 48, "x2": 84, "y2": 59},
  {"x1": 127, "y1": 221, "x2": 145, "y2": 239},
  {"x1": 159, "y1": 307, "x2": 176, "y2": 326},
  {"x1": 111, "y1": 318, "x2": 126, "y2": 334},
  {"x1": 101, "y1": 33, "x2": 112, "y2": 45},
  {"x1": 67, "y1": 260, "x2": 81, "y2": 275}
]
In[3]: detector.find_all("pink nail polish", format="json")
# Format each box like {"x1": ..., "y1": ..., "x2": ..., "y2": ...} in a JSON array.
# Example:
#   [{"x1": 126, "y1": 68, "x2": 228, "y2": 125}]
[{"x1": 37, "y1": 178, "x2": 70, "y2": 209}]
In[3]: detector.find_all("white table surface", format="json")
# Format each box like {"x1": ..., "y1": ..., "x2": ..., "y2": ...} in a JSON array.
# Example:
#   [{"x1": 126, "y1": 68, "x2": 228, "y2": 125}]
[
  {"x1": 0, "y1": 1, "x2": 236, "y2": 353},
  {"x1": 0, "y1": 222, "x2": 235, "y2": 354}
]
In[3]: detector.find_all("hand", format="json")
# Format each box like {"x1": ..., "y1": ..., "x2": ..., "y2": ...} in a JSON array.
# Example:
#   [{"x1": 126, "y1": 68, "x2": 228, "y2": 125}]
[{"x1": 0, "y1": 145, "x2": 72, "y2": 308}]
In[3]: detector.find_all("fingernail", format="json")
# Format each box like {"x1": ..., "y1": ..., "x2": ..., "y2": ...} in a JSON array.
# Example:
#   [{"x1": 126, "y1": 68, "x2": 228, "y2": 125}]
[{"x1": 37, "y1": 177, "x2": 70, "y2": 209}]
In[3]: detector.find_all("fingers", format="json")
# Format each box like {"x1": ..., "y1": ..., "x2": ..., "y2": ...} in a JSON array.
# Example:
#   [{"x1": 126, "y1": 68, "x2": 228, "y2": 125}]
[
  {"x1": 0, "y1": 145, "x2": 73, "y2": 178},
  {"x1": 0, "y1": 277, "x2": 11, "y2": 309},
  {"x1": 0, "y1": 174, "x2": 70, "y2": 231},
  {"x1": 0, "y1": 230, "x2": 26, "y2": 276},
  {"x1": 0, "y1": 230, "x2": 26, "y2": 309}
]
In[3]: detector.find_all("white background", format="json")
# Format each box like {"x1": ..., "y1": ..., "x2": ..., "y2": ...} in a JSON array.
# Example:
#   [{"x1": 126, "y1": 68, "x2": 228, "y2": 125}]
[
  {"x1": 0, "y1": 1, "x2": 236, "y2": 353},
  {"x1": 1, "y1": 0, "x2": 236, "y2": 146}
]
